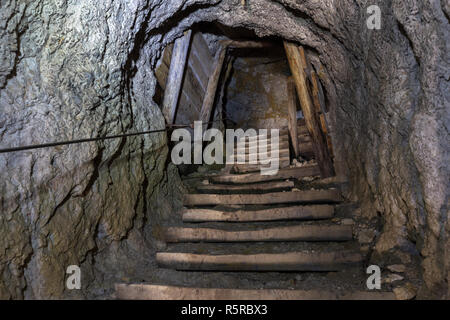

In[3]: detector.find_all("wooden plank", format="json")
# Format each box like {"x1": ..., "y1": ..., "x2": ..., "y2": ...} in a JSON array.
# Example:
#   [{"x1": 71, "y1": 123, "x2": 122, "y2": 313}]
[
  {"x1": 196, "y1": 180, "x2": 294, "y2": 193},
  {"x1": 200, "y1": 45, "x2": 227, "y2": 123},
  {"x1": 162, "y1": 30, "x2": 192, "y2": 124},
  {"x1": 184, "y1": 189, "x2": 342, "y2": 206},
  {"x1": 115, "y1": 284, "x2": 397, "y2": 300},
  {"x1": 164, "y1": 225, "x2": 351, "y2": 243},
  {"x1": 233, "y1": 158, "x2": 291, "y2": 173},
  {"x1": 284, "y1": 41, "x2": 334, "y2": 178},
  {"x1": 156, "y1": 250, "x2": 361, "y2": 271},
  {"x1": 235, "y1": 141, "x2": 290, "y2": 154},
  {"x1": 182, "y1": 205, "x2": 334, "y2": 222},
  {"x1": 234, "y1": 148, "x2": 290, "y2": 161},
  {"x1": 192, "y1": 33, "x2": 213, "y2": 75},
  {"x1": 211, "y1": 166, "x2": 321, "y2": 184},
  {"x1": 188, "y1": 47, "x2": 209, "y2": 92},
  {"x1": 287, "y1": 77, "x2": 299, "y2": 158},
  {"x1": 298, "y1": 141, "x2": 315, "y2": 158}
]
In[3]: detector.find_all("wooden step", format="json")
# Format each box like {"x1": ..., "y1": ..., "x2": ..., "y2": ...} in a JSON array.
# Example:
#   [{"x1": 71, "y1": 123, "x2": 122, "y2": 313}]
[
  {"x1": 156, "y1": 250, "x2": 362, "y2": 271},
  {"x1": 182, "y1": 205, "x2": 334, "y2": 222},
  {"x1": 164, "y1": 224, "x2": 352, "y2": 242},
  {"x1": 237, "y1": 135, "x2": 289, "y2": 145},
  {"x1": 233, "y1": 148, "x2": 290, "y2": 160},
  {"x1": 196, "y1": 180, "x2": 294, "y2": 193},
  {"x1": 233, "y1": 158, "x2": 291, "y2": 173},
  {"x1": 235, "y1": 141, "x2": 290, "y2": 154},
  {"x1": 115, "y1": 284, "x2": 396, "y2": 300},
  {"x1": 211, "y1": 166, "x2": 321, "y2": 184},
  {"x1": 184, "y1": 189, "x2": 342, "y2": 206}
]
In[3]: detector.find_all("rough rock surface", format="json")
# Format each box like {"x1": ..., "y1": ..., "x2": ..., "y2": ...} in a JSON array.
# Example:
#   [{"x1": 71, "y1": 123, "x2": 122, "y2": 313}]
[{"x1": 0, "y1": 0, "x2": 448, "y2": 299}]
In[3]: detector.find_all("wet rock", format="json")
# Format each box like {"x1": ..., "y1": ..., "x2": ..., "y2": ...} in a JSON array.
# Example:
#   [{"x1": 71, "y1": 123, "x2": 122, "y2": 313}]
[
  {"x1": 387, "y1": 265, "x2": 406, "y2": 273},
  {"x1": 358, "y1": 229, "x2": 377, "y2": 244},
  {"x1": 393, "y1": 283, "x2": 418, "y2": 300}
]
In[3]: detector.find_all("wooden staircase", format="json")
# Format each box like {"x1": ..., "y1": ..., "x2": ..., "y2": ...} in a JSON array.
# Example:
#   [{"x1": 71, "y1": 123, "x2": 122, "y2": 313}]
[{"x1": 115, "y1": 164, "x2": 396, "y2": 300}]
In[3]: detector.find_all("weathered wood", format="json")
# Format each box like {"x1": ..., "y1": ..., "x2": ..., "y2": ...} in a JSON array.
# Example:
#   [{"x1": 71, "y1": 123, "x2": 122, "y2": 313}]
[
  {"x1": 182, "y1": 205, "x2": 334, "y2": 222},
  {"x1": 233, "y1": 157, "x2": 291, "y2": 173},
  {"x1": 211, "y1": 165, "x2": 321, "y2": 184},
  {"x1": 196, "y1": 180, "x2": 294, "y2": 193},
  {"x1": 162, "y1": 30, "x2": 192, "y2": 124},
  {"x1": 115, "y1": 284, "x2": 396, "y2": 300},
  {"x1": 184, "y1": 189, "x2": 342, "y2": 206},
  {"x1": 192, "y1": 33, "x2": 214, "y2": 76},
  {"x1": 287, "y1": 77, "x2": 300, "y2": 158},
  {"x1": 298, "y1": 141, "x2": 315, "y2": 158},
  {"x1": 233, "y1": 148, "x2": 290, "y2": 161},
  {"x1": 164, "y1": 225, "x2": 351, "y2": 243},
  {"x1": 156, "y1": 250, "x2": 361, "y2": 271},
  {"x1": 200, "y1": 45, "x2": 227, "y2": 123},
  {"x1": 235, "y1": 141, "x2": 290, "y2": 154},
  {"x1": 284, "y1": 41, "x2": 334, "y2": 178}
]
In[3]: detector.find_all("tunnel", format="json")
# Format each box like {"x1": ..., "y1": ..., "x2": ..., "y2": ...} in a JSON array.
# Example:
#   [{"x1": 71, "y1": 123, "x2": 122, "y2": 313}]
[{"x1": 0, "y1": 0, "x2": 448, "y2": 301}]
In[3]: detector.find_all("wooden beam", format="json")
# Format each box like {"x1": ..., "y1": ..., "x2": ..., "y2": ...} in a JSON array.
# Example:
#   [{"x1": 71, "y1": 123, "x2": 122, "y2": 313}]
[
  {"x1": 156, "y1": 251, "x2": 361, "y2": 271},
  {"x1": 182, "y1": 205, "x2": 334, "y2": 223},
  {"x1": 162, "y1": 30, "x2": 192, "y2": 124},
  {"x1": 164, "y1": 225, "x2": 352, "y2": 243},
  {"x1": 287, "y1": 77, "x2": 299, "y2": 158},
  {"x1": 311, "y1": 71, "x2": 334, "y2": 158},
  {"x1": 184, "y1": 189, "x2": 342, "y2": 206},
  {"x1": 283, "y1": 41, "x2": 335, "y2": 178},
  {"x1": 200, "y1": 45, "x2": 227, "y2": 123},
  {"x1": 115, "y1": 284, "x2": 397, "y2": 300},
  {"x1": 211, "y1": 165, "x2": 321, "y2": 184}
]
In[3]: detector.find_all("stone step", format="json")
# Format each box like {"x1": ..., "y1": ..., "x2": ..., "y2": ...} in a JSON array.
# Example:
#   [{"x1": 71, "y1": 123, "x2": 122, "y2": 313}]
[
  {"x1": 211, "y1": 166, "x2": 321, "y2": 184},
  {"x1": 182, "y1": 205, "x2": 334, "y2": 222},
  {"x1": 164, "y1": 224, "x2": 352, "y2": 243},
  {"x1": 155, "y1": 250, "x2": 362, "y2": 271},
  {"x1": 183, "y1": 189, "x2": 342, "y2": 206},
  {"x1": 196, "y1": 180, "x2": 295, "y2": 194},
  {"x1": 115, "y1": 284, "x2": 396, "y2": 300},
  {"x1": 233, "y1": 157, "x2": 291, "y2": 173}
]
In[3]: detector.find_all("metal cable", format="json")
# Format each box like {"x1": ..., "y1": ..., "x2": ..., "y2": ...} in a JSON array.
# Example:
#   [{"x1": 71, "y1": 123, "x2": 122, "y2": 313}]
[{"x1": 0, "y1": 119, "x2": 225, "y2": 154}]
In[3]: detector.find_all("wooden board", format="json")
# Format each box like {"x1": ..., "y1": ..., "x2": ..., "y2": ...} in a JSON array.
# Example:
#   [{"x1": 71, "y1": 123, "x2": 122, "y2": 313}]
[
  {"x1": 162, "y1": 30, "x2": 192, "y2": 124},
  {"x1": 196, "y1": 180, "x2": 294, "y2": 193},
  {"x1": 156, "y1": 250, "x2": 361, "y2": 271},
  {"x1": 164, "y1": 225, "x2": 351, "y2": 243},
  {"x1": 287, "y1": 78, "x2": 300, "y2": 158},
  {"x1": 115, "y1": 284, "x2": 396, "y2": 300},
  {"x1": 182, "y1": 205, "x2": 334, "y2": 222},
  {"x1": 284, "y1": 42, "x2": 334, "y2": 178},
  {"x1": 200, "y1": 46, "x2": 227, "y2": 123},
  {"x1": 183, "y1": 189, "x2": 342, "y2": 206},
  {"x1": 211, "y1": 166, "x2": 321, "y2": 184}
]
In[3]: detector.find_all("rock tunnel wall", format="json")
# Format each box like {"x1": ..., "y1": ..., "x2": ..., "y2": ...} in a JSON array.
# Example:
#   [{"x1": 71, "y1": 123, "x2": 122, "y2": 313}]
[
  {"x1": 225, "y1": 54, "x2": 291, "y2": 130},
  {"x1": 0, "y1": 0, "x2": 448, "y2": 298}
]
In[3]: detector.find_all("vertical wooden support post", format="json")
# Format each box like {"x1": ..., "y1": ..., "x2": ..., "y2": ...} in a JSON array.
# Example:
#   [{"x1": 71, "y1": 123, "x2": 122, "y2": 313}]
[
  {"x1": 287, "y1": 77, "x2": 300, "y2": 158},
  {"x1": 162, "y1": 30, "x2": 192, "y2": 124},
  {"x1": 283, "y1": 41, "x2": 334, "y2": 178},
  {"x1": 200, "y1": 45, "x2": 228, "y2": 124},
  {"x1": 310, "y1": 71, "x2": 334, "y2": 157}
]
